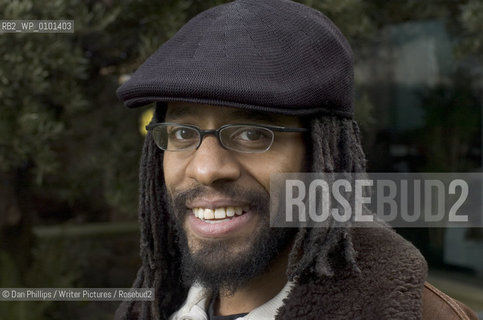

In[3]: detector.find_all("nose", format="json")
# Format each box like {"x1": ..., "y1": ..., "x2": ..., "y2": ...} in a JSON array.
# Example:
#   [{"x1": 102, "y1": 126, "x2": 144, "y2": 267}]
[{"x1": 186, "y1": 135, "x2": 241, "y2": 186}]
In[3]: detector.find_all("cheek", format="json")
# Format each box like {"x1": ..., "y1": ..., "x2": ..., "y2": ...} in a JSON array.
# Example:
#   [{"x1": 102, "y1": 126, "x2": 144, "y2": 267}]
[
  {"x1": 270, "y1": 136, "x2": 306, "y2": 173},
  {"x1": 243, "y1": 139, "x2": 306, "y2": 191}
]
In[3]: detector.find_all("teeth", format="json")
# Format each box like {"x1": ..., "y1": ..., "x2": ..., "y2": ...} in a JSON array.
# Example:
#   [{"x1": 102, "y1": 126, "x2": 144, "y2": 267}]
[
  {"x1": 192, "y1": 206, "x2": 247, "y2": 221},
  {"x1": 226, "y1": 207, "x2": 235, "y2": 217},
  {"x1": 203, "y1": 208, "x2": 214, "y2": 219},
  {"x1": 214, "y1": 208, "x2": 226, "y2": 219}
]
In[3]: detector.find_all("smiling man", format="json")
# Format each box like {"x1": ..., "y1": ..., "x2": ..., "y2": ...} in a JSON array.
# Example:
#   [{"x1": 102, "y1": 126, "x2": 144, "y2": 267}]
[
  {"x1": 159, "y1": 103, "x2": 305, "y2": 315},
  {"x1": 115, "y1": 0, "x2": 477, "y2": 319}
]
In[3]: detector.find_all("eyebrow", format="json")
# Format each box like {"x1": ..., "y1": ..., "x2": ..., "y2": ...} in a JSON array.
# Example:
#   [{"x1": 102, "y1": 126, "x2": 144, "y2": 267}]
[{"x1": 165, "y1": 105, "x2": 285, "y2": 124}]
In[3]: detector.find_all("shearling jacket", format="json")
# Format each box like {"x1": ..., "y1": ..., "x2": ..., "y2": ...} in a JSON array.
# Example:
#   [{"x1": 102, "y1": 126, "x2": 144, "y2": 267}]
[
  {"x1": 116, "y1": 225, "x2": 478, "y2": 319},
  {"x1": 271, "y1": 225, "x2": 478, "y2": 320}
]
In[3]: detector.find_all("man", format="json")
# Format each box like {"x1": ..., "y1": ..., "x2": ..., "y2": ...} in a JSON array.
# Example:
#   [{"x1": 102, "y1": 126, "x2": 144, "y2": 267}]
[{"x1": 115, "y1": 0, "x2": 478, "y2": 319}]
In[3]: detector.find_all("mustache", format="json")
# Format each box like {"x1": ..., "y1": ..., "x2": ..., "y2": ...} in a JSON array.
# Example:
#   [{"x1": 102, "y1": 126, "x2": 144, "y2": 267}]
[{"x1": 168, "y1": 184, "x2": 269, "y2": 220}]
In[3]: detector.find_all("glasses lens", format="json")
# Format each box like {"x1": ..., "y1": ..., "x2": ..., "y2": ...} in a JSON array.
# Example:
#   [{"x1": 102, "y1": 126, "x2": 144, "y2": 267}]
[
  {"x1": 220, "y1": 125, "x2": 274, "y2": 153},
  {"x1": 152, "y1": 124, "x2": 199, "y2": 151}
]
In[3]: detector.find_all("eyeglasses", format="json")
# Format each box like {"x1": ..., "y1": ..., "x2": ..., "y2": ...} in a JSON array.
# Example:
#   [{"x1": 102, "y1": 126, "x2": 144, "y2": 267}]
[{"x1": 145, "y1": 122, "x2": 308, "y2": 153}]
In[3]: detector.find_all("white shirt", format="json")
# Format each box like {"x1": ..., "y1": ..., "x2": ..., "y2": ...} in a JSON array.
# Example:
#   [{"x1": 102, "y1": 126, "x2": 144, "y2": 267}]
[{"x1": 169, "y1": 281, "x2": 294, "y2": 320}]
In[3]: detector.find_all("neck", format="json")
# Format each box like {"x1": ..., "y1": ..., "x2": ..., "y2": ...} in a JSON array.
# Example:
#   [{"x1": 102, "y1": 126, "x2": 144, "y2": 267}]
[{"x1": 214, "y1": 244, "x2": 291, "y2": 316}]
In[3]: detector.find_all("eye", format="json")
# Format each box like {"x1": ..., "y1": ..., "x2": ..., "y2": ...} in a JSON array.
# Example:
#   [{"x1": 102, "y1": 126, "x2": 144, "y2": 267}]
[
  {"x1": 232, "y1": 128, "x2": 269, "y2": 142},
  {"x1": 220, "y1": 125, "x2": 274, "y2": 152},
  {"x1": 170, "y1": 127, "x2": 196, "y2": 140},
  {"x1": 230, "y1": 127, "x2": 272, "y2": 144},
  {"x1": 238, "y1": 129, "x2": 264, "y2": 141}
]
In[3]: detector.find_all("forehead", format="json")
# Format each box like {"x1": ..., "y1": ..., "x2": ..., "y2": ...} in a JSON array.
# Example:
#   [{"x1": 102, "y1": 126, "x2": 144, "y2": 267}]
[{"x1": 165, "y1": 102, "x2": 301, "y2": 126}]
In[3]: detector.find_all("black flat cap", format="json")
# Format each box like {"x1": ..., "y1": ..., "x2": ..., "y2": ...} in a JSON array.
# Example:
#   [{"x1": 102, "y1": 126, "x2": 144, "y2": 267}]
[{"x1": 117, "y1": 0, "x2": 354, "y2": 118}]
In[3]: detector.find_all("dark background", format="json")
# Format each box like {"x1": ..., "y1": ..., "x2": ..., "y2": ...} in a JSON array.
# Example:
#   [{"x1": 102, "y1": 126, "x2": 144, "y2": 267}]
[{"x1": 0, "y1": 0, "x2": 482, "y2": 318}]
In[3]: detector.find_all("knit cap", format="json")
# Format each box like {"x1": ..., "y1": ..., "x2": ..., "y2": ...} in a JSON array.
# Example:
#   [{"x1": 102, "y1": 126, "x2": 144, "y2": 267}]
[{"x1": 117, "y1": 0, "x2": 354, "y2": 118}]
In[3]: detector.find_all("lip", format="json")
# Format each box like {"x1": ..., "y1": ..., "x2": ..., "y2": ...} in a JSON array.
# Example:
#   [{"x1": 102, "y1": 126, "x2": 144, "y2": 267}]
[{"x1": 187, "y1": 209, "x2": 255, "y2": 238}]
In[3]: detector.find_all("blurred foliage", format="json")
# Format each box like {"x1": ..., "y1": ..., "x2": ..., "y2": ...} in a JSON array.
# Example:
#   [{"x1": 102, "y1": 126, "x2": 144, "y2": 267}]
[
  {"x1": 0, "y1": 2, "x2": 87, "y2": 181},
  {"x1": 0, "y1": 0, "x2": 140, "y2": 219},
  {"x1": 457, "y1": 0, "x2": 483, "y2": 57}
]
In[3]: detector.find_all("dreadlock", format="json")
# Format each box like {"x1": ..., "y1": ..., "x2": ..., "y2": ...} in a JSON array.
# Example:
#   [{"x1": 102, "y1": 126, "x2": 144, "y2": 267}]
[
  {"x1": 115, "y1": 114, "x2": 367, "y2": 320},
  {"x1": 286, "y1": 116, "x2": 366, "y2": 280}
]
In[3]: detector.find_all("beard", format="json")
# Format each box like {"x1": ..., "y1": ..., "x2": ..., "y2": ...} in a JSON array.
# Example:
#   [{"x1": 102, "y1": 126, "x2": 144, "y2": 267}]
[{"x1": 165, "y1": 183, "x2": 296, "y2": 296}]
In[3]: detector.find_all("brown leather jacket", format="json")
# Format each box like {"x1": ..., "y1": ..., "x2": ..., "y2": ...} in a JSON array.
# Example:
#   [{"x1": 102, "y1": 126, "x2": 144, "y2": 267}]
[{"x1": 423, "y1": 282, "x2": 478, "y2": 320}]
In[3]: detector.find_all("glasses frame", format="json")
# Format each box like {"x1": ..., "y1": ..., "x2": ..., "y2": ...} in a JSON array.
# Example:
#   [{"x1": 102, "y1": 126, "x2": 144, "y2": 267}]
[{"x1": 145, "y1": 122, "x2": 308, "y2": 153}]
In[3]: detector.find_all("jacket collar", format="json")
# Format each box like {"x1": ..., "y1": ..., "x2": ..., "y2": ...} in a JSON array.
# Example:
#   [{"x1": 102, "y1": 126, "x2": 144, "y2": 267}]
[{"x1": 275, "y1": 224, "x2": 428, "y2": 319}]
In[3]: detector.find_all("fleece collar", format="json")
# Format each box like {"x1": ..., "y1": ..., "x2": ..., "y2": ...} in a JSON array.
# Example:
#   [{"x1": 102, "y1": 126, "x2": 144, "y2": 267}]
[{"x1": 275, "y1": 224, "x2": 428, "y2": 320}]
